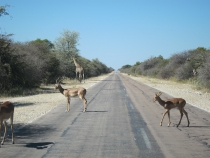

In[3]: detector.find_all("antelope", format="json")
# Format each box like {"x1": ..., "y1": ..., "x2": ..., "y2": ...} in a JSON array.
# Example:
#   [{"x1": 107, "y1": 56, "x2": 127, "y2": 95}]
[
  {"x1": 0, "y1": 101, "x2": 14, "y2": 147},
  {"x1": 153, "y1": 92, "x2": 190, "y2": 127},
  {"x1": 55, "y1": 78, "x2": 87, "y2": 112}
]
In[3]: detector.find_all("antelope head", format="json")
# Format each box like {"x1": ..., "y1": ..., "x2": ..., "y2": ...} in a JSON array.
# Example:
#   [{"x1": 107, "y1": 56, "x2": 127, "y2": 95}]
[
  {"x1": 55, "y1": 77, "x2": 62, "y2": 89},
  {"x1": 153, "y1": 92, "x2": 162, "y2": 102},
  {"x1": 0, "y1": 102, "x2": 9, "y2": 111},
  {"x1": 70, "y1": 56, "x2": 76, "y2": 61}
]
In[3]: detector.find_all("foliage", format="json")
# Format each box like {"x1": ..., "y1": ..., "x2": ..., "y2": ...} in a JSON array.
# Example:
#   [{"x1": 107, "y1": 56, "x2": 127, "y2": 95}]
[
  {"x1": 53, "y1": 30, "x2": 80, "y2": 78},
  {"x1": 31, "y1": 38, "x2": 54, "y2": 50},
  {"x1": 0, "y1": 5, "x2": 10, "y2": 17},
  {"x1": 0, "y1": 34, "x2": 28, "y2": 92},
  {"x1": 0, "y1": 32, "x2": 113, "y2": 95},
  {"x1": 120, "y1": 47, "x2": 210, "y2": 90},
  {"x1": 54, "y1": 29, "x2": 79, "y2": 57},
  {"x1": 121, "y1": 64, "x2": 132, "y2": 69},
  {"x1": 198, "y1": 55, "x2": 210, "y2": 88},
  {"x1": 134, "y1": 61, "x2": 141, "y2": 66},
  {"x1": 175, "y1": 64, "x2": 193, "y2": 80},
  {"x1": 53, "y1": 30, "x2": 113, "y2": 79}
]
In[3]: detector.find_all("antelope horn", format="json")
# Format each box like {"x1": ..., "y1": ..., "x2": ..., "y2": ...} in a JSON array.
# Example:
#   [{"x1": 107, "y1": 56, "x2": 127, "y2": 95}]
[
  {"x1": 56, "y1": 77, "x2": 60, "y2": 83},
  {"x1": 157, "y1": 92, "x2": 162, "y2": 96}
]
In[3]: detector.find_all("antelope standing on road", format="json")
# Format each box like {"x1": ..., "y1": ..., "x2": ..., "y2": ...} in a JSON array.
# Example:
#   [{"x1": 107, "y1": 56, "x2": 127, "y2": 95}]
[
  {"x1": 0, "y1": 101, "x2": 14, "y2": 147},
  {"x1": 55, "y1": 78, "x2": 87, "y2": 112}
]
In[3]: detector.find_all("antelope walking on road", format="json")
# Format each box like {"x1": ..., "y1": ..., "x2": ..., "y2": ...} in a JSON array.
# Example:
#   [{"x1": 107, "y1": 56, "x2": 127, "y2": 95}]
[{"x1": 153, "y1": 92, "x2": 190, "y2": 127}]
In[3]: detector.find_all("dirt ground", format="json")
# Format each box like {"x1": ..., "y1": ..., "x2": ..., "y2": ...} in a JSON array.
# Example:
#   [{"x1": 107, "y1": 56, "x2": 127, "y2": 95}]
[{"x1": 1, "y1": 72, "x2": 209, "y2": 125}]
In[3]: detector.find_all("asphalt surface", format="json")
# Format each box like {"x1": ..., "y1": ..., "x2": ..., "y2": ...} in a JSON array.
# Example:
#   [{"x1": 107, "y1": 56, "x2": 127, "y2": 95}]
[{"x1": 0, "y1": 72, "x2": 210, "y2": 158}]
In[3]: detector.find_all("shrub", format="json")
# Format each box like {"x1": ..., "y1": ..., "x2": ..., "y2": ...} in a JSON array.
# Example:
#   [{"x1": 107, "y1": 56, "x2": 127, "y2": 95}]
[
  {"x1": 169, "y1": 52, "x2": 189, "y2": 68},
  {"x1": 158, "y1": 64, "x2": 174, "y2": 79},
  {"x1": 175, "y1": 64, "x2": 193, "y2": 80},
  {"x1": 198, "y1": 56, "x2": 210, "y2": 88}
]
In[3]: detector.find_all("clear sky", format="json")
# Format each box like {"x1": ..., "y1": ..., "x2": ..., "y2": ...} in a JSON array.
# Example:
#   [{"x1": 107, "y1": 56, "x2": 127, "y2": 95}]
[{"x1": 1, "y1": 0, "x2": 210, "y2": 70}]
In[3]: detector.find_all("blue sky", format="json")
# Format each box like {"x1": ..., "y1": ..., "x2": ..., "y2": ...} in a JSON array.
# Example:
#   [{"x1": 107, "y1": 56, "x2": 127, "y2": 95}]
[{"x1": 1, "y1": 0, "x2": 210, "y2": 70}]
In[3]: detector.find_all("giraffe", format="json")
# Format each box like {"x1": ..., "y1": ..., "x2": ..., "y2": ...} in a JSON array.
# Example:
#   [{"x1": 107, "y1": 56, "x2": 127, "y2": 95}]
[{"x1": 72, "y1": 57, "x2": 85, "y2": 83}]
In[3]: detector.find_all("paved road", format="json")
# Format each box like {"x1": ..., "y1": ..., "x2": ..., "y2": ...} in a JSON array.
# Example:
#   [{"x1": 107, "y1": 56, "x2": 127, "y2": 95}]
[{"x1": 0, "y1": 73, "x2": 210, "y2": 158}]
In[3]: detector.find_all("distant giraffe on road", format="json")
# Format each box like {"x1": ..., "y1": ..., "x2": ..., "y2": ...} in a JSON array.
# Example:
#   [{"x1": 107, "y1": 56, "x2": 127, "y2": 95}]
[{"x1": 72, "y1": 57, "x2": 85, "y2": 83}]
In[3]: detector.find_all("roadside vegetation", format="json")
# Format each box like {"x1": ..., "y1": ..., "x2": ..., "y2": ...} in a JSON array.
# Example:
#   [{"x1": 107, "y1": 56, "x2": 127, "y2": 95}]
[
  {"x1": 119, "y1": 47, "x2": 210, "y2": 92},
  {"x1": 0, "y1": 5, "x2": 114, "y2": 96}
]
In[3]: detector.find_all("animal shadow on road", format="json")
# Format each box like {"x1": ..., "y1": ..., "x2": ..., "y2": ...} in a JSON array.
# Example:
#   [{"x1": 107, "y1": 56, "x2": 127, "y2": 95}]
[
  {"x1": 185, "y1": 125, "x2": 210, "y2": 128},
  {"x1": 25, "y1": 142, "x2": 54, "y2": 149},
  {"x1": 4, "y1": 123, "x2": 55, "y2": 149},
  {"x1": 85, "y1": 111, "x2": 108, "y2": 112}
]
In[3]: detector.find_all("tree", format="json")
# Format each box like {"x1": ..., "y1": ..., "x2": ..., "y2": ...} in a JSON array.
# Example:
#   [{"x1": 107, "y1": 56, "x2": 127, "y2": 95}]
[
  {"x1": 0, "y1": 5, "x2": 10, "y2": 17},
  {"x1": 54, "y1": 29, "x2": 79, "y2": 57},
  {"x1": 27, "y1": 40, "x2": 60, "y2": 84},
  {"x1": 134, "y1": 61, "x2": 141, "y2": 66},
  {"x1": 0, "y1": 34, "x2": 31, "y2": 92},
  {"x1": 121, "y1": 65, "x2": 132, "y2": 69},
  {"x1": 54, "y1": 29, "x2": 80, "y2": 78},
  {"x1": 31, "y1": 38, "x2": 54, "y2": 50},
  {"x1": 198, "y1": 55, "x2": 210, "y2": 88}
]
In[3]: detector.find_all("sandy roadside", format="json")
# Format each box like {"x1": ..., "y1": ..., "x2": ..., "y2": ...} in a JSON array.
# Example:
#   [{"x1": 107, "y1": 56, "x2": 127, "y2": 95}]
[
  {"x1": 0, "y1": 73, "x2": 112, "y2": 125},
  {"x1": 121, "y1": 73, "x2": 210, "y2": 113}
]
